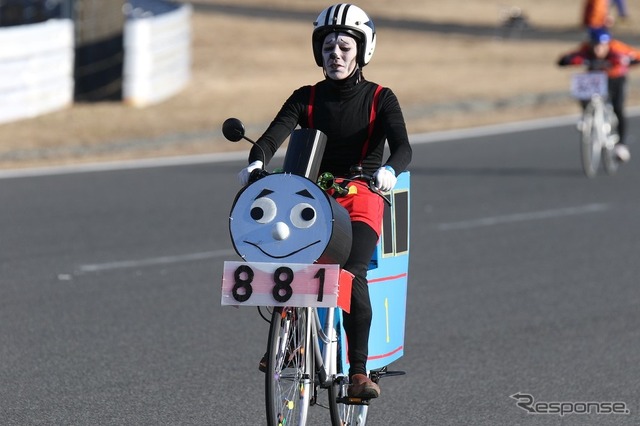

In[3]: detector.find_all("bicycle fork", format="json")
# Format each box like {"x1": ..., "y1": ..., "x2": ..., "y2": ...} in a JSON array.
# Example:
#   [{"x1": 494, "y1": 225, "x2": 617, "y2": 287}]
[
  {"x1": 298, "y1": 308, "x2": 314, "y2": 424},
  {"x1": 310, "y1": 307, "x2": 340, "y2": 388}
]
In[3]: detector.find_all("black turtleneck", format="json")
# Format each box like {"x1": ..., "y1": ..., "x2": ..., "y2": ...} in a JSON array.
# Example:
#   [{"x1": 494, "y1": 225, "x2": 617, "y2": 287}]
[{"x1": 251, "y1": 70, "x2": 412, "y2": 177}]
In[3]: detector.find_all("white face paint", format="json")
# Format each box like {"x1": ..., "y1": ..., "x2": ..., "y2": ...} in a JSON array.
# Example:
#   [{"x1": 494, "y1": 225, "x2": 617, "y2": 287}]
[{"x1": 322, "y1": 32, "x2": 358, "y2": 80}]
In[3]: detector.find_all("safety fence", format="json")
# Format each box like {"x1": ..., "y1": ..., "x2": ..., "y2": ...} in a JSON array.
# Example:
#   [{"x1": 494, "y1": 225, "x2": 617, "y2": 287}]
[
  {"x1": 0, "y1": 0, "x2": 191, "y2": 125},
  {"x1": 123, "y1": 1, "x2": 192, "y2": 107},
  {"x1": 0, "y1": 19, "x2": 74, "y2": 125}
]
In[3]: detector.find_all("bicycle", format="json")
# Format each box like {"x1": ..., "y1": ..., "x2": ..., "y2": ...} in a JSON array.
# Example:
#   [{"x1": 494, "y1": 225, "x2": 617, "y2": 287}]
[
  {"x1": 571, "y1": 71, "x2": 620, "y2": 177},
  {"x1": 220, "y1": 118, "x2": 410, "y2": 425}
]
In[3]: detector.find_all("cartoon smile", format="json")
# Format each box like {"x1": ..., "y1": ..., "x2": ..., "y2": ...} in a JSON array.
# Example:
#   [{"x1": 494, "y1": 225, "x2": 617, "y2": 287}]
[{"x1": 245, "y1": 240, "x2": 322, "y2": 259}]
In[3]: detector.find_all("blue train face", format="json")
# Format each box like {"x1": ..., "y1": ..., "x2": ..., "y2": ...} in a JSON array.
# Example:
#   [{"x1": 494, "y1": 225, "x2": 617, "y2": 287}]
[{"x1": 229, "y1": 174, "x2": 337, "y2": 264}]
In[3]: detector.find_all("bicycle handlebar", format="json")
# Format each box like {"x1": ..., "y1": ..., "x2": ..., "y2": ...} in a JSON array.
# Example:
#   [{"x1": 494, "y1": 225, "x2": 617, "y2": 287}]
[
  {"x1": 247, "y1": 164, "x2": 392, "y2": 206},
  {"x1": 248, "y1": 168, "x2": 270, "y2": 184},
  {"x1": 583, "y1": 56, "x2": 640, "y2": 69},
  {"x1": 318, "y1": 167, "x2": 392, "y2": 206}
]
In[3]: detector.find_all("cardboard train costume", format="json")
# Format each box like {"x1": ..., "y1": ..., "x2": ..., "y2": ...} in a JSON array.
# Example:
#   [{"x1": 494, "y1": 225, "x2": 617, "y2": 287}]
[{"x1": 221, "y1": 126, "x2": 410, "y2": 370}]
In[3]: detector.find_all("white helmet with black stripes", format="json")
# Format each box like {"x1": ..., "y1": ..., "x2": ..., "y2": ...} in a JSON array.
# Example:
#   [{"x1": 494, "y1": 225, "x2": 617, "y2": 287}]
[{"x1": 312, "y1": 3, "x2": 377, "y2": 67}]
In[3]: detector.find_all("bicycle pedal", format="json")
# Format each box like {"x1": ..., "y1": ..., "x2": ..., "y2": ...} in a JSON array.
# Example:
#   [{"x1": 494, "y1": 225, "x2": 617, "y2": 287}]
[
  {"x1": 371, "y1": 369, "x2": 406, "y2": 382},
  {"x1": 336, "y1": 396, "x2": 371, "y2": 406}
]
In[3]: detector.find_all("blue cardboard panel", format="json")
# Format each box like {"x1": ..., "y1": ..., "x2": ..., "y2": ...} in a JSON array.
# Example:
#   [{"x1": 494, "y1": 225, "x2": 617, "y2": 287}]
[{"x1": 341, "y1": 172, "x2": 410, "y2": 372}]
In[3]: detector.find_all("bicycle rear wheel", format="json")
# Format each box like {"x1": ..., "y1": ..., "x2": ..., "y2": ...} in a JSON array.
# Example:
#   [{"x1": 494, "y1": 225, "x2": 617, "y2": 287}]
[
  {"x1": 329, "y1": 376, "x2": 370, "y2": 425},
  {"x1": 580, "y1": 102, "x2": 602, "y2": 178},
  {"x1": 602, "y1": 104, "x2": 620, "y2": 176},
  {"x1": 265, "y1": 307, "x2": 313, "y2": 426},
  {"x1": 325, "y1": 313, "x2": 370, "y2": 425}
]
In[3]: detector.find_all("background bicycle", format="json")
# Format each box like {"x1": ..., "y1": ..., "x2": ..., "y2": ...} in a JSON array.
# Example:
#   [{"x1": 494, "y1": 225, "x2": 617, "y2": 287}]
[{"x1": 570, "y1": 71, "x2": 621, "y2": 177}]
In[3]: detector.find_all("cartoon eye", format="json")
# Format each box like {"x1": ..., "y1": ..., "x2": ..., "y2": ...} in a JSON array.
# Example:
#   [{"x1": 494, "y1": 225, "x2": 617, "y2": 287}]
[
  {"x1": 290, "y1": 203, "x2": 316, "y2": 229},
  {"x1": 250, "y1": 198, "x2": 277, "y2": 224}
]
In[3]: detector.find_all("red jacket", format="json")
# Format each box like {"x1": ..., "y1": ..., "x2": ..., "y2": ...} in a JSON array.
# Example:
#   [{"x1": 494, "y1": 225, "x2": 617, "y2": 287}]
[{"x1": 558, "y1": 39, "x2": 640, "y2": 78}]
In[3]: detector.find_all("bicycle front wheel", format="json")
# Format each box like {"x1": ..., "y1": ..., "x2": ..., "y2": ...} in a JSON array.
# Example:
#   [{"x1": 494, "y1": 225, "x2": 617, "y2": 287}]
[
  {"x1": 265, "y1": 307, "x2": 312, "y2": 426},
  {"x1": 580, "y1": 102, "x2": 602, "y2": 178}
]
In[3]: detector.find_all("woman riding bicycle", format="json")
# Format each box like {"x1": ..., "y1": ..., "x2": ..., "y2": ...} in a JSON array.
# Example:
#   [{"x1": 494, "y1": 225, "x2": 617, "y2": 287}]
[
  {"x1": 238, "y1": 3, "x2": 412, "y2": 399},
  {"x1": 557, "y1": 27, "x2": 639, "y2": 163}
]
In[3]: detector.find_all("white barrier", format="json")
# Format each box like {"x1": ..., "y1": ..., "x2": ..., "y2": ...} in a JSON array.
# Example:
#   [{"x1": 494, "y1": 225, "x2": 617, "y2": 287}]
[
  {"x1": 0, "y1": 2, "x2": 192, "y2": 124},
  {"x1": 123, "y1": 2, "x2": 192, "y2": 107},
  {"x1": 0, "y1": 19, "x2": 74, "y2": 125}
]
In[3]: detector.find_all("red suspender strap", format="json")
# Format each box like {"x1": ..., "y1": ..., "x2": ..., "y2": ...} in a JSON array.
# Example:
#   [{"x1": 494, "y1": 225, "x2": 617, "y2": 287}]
[
  {"x1": 359, "y1": 84, "x2": 383, "y2": 163},
  {"x1": 307, "y1": 85, "x2": 316, "y2": 128}
]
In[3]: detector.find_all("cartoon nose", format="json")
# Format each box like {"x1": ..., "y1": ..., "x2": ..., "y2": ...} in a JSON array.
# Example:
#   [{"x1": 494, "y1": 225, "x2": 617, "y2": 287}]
[{"x1": 272, "y1": 222, "x2": 290, "y2": 240}]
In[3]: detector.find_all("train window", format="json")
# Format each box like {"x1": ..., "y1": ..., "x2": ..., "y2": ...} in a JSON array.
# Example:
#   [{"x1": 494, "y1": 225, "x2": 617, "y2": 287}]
[
  {"x1": 380, "y1": 189, "x2": 409, "y2": 257},
  {"x1": 393, "y1": 190, "x2": 409, "y2": 254},
  {"x1": 382, "y1": 202, "x2": 394, "y2": 256}
]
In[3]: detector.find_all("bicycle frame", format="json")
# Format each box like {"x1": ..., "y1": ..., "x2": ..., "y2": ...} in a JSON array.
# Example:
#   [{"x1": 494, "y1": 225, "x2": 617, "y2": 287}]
[{"x1": 314, "y1": 307, "x2": 340, "y2": 385}]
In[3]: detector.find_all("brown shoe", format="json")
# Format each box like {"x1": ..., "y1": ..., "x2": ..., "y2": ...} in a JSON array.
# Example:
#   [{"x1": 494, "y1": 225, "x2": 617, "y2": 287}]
[
  {"x1": 258, "y1": 353, "x2": 267, "y2": 373},
  {"x1": 347, "y1": 374, "x2": 380, "y2": 399}
]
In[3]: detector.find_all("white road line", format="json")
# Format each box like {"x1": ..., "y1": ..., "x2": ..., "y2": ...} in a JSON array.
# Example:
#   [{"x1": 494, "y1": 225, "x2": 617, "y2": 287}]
[
  {"x1": 5, "y1": 108, "x2": 640, "y2": 180},
  {"x1": 77, "y1": 249, "x2": 236, "y2": 273},
  {"x1": 411, "y1": 114, "x2": 576, "y2": 144},
  {"x1": 0, "y1": 152, "x2": 248, "y2": 179},
  {"x1": 411, "y1": 105, "x2": 640, "y2": 144},
  {"x1": 436, "y1": 203, "x2": 609, "y2": 231},
  {"x1": 0, "y1": 147, "x2": 285, "y2": 179}
]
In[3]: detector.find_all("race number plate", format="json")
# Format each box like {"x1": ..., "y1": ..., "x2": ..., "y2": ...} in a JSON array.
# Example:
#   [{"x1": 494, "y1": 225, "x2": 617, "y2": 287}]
[
  {"x1": 570, "y1": 72, "x2": 607, "y2": 100},
  {"x1": 221, "y1": 261, "x2": 352, "y2": 312}
]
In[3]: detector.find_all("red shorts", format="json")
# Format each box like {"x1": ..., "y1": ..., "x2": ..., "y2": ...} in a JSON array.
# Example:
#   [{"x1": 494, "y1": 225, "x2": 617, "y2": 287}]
[{"x1": 330, "y1": 179, "x2": 384, "y2": 236}]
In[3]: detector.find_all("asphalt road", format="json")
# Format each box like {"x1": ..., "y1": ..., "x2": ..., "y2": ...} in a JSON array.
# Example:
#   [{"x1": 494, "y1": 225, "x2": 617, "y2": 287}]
[{"x1": 1, "y1": 116, "x2": 639, "y2": 425}]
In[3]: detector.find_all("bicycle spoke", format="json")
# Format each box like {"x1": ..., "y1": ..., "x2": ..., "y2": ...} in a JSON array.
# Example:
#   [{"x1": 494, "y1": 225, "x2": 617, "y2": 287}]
[{"x1": 265, "y1": 308, "x2": 312, "y2": 426}]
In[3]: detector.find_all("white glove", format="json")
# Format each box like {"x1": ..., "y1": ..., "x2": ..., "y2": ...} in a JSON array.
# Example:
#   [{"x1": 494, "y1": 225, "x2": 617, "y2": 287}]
[
  {"x1": 373, "y1": 166, "x2": 397, "y2": 192},
  {"x1": 238, "y1": 160, "x2": 263, "y2": 186}
]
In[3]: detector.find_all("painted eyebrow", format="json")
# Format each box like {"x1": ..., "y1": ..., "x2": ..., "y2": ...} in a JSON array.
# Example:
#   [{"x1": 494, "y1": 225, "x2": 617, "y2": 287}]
[
  {"x1": 254, "y1": 189, "x2": 274, "y2": 200},
  {"x1": 295, "y1": 189, "x2": 315, "y2": 199}
]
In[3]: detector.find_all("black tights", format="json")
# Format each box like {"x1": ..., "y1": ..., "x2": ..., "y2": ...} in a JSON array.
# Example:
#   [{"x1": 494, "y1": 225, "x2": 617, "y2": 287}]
[
  {"x1": 342, "y1": 221, "x2": 378, "y2": 378},
  {"x1": 608, "y1": 76, "x2": 627, "y2": 144}
]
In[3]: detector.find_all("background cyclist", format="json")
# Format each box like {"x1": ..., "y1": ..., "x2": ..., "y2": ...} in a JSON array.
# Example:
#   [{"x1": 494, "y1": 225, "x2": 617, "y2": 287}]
[
  {"x1": 582, "y1": 0, "x2": 629, "y2": 32},
  {"x1": 238, "y1": 3, "x2": 412, "y2": 399},
  {"x1": 557, "y1": 27, "x2": 639, "y2": 163}
]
